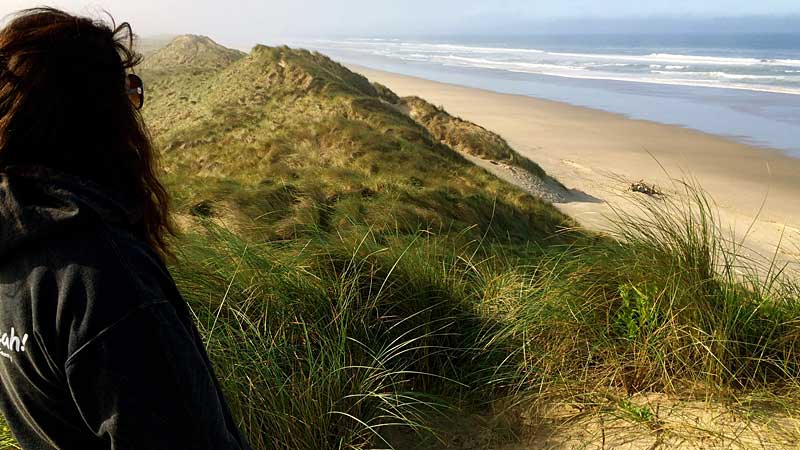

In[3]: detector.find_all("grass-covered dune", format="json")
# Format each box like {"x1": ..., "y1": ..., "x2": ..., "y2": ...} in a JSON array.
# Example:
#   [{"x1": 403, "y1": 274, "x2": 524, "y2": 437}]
[
  {"x1": 143, "y1": 36, "x2": 799, "y2": 450},
  {"x1": 4, "y1": 36, "x2": 796, "y2": 449},
  {"x1": 141, "y1": 38, "x2": 571, "y2": 246}
]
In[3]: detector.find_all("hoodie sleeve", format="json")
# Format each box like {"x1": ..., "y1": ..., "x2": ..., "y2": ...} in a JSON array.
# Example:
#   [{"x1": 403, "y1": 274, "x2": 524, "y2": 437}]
[{"x1": 63, "y1": 300, "x2": 249, "y2": 450}]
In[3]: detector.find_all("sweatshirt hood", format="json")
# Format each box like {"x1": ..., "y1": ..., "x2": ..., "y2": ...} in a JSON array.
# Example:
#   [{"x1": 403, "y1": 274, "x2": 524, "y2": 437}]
[{"x1": 0, "y1": 166, "x2": 142, "y2": 258}]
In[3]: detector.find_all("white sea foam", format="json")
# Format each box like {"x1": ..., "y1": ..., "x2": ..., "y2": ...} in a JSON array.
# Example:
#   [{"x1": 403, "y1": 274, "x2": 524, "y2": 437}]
[
  {"x1": 302, "y1": 38, "x2": 800, "y2": 95},
  {"x1": 591, "y1": 63, "x2": 634, "y2": 68},
  {"x1": 652, "y1": 70, "x2": 788, "y2": 80},
  {"x1": 313, "y1": 39, "x2": 800, "y2": 66},
  {"x1": 432, "y1": 56, "x2": 800, "y2": 95},
  {"x1": 546, "y1": 51, "x2": 800, "y2": 67},
  {"x1": 437, "y1": 55, "x2": 586, "y2": 72}
]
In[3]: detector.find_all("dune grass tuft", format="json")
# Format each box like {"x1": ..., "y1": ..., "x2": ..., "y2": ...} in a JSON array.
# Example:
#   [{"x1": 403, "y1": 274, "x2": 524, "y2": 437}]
[{"x1": 162, "y1": 181, "x2": 799, "y2": 449}]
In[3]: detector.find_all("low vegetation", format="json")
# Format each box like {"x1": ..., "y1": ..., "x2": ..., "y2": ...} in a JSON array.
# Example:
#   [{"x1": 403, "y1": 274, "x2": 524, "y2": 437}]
[
  {"x1": 174, "y1": 180, "x2": 799, "y2": 449},
  {"x1": 401, "y1": 96, "x2": 547, "y2": 178},
  {"x1": 141, "y1": 41, "x2": 572, "y2": 247},
  {"x1": 3, "y1": 36, "x2": 797, "y2": 449}
]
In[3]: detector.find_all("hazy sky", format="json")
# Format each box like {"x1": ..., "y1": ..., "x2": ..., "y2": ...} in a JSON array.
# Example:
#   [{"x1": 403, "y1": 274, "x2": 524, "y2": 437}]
[{"x1": 1, "y1": 1, "x2": 798, "y2": 48}]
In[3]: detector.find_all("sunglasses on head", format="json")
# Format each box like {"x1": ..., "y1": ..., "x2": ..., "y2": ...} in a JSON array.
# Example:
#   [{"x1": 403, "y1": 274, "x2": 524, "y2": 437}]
[{"x1": 125, "y1": 73, "x2": 144, "y2": 110}]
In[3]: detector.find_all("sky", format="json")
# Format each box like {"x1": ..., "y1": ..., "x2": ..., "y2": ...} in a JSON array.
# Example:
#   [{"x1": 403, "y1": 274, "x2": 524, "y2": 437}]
[{"x1": 1, "y1": 1, "x2": 798, "y2": 48}]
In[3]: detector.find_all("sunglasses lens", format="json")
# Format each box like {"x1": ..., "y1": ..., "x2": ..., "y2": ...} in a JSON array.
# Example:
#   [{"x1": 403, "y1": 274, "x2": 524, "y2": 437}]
[{"x1": 127, "y1": 74, "x2": 144, "y2": 109}]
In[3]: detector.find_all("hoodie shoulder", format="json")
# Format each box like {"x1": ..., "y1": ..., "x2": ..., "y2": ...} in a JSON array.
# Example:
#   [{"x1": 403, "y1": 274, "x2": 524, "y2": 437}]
[
  {"x1": 0, "y1": 169, "x2": 171, "y2": 365},
  {"x1": 0, "y1": 222, "x2": 173, "y2": 366}
]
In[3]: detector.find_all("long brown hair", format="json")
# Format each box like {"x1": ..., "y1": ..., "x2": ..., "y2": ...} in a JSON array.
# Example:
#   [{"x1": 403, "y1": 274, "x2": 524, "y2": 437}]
[{"x1": 0, "y1": 8, "x2": 173, "y2": 257}]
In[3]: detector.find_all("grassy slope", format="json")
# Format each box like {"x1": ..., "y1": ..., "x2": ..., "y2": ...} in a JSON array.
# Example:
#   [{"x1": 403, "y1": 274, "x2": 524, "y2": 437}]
[
  {"x1": 141, "y1": 41, "x2": 573, "y2": 245},
  {"x1": 144, "y1": 36, "x2": 800, "y2": 450},
  {"x1": 399, "y1": 96, "x2": 548, "y2": 179},
  {"x1": 141, "y1": 34, "x2": 245, "y2": 69},
  {"x1": 0, "y1": 36, "x2": 785, "y2": 450},
  {"x1": 137, "y1": 38, "x2": 585, "y2": 448},
  {"x1": 161, "y1": 39, "x2": 800, "y2": 449}
]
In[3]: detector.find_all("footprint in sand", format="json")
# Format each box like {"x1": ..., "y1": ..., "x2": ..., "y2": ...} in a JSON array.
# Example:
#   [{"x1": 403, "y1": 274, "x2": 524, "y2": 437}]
[{"x1": 561, "y1": 159, "x2": 592, "y2": 173}]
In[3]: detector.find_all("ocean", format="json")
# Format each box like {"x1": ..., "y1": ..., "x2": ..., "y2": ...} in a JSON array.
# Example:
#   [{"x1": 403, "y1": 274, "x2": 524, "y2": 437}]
[{"x1": 290, "y1": 34, "x2": 800, "y2": 157}]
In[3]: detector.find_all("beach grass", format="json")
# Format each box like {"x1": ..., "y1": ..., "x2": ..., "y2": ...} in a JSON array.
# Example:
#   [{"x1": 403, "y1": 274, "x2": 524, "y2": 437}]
[
  {"x1": 165, "y1": 179, "x2": 798, "y2": 449},
  {"x1": 0, "y1": 36, "x2": 785, "y2": 449},
  {"x1": 137, "y1": 36, "x2": 800, "y2": 449}
]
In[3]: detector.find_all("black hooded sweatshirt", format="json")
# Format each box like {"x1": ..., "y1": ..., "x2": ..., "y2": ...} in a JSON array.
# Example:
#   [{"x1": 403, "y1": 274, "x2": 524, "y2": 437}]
[{"x1": 0, "y1": 166, "x2": 251, "y2": 450}]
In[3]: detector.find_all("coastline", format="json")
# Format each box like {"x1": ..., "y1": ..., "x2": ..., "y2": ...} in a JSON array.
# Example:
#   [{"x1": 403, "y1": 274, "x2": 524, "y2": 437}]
[{"x1": 350, "y1": 64, "x2": 800, "y2": 267}]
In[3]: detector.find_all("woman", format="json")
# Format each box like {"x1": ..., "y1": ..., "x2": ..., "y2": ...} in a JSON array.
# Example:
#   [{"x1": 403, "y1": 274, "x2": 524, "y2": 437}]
[{"x1": 0, "y1": 8, "x2": 251, "y2": 449}]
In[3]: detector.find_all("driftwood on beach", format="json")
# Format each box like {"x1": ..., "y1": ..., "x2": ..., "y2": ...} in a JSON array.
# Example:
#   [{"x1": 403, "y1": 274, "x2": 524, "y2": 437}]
[{"x1": 630, "y1": 180, "x2": 663, "y2": 197}]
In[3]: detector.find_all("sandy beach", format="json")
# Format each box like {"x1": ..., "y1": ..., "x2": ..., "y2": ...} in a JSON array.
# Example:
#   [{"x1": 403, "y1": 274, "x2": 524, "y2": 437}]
[{"x1": 352, "y1": 65, "x2": 800, "y2": 269}]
